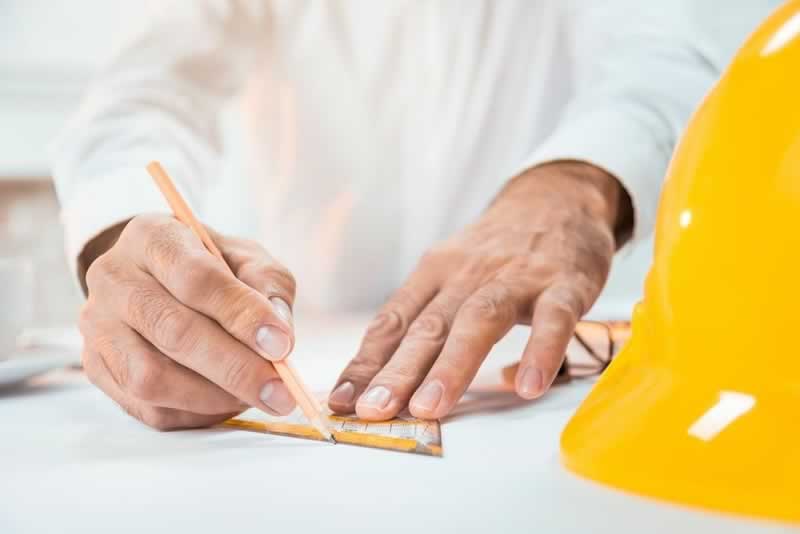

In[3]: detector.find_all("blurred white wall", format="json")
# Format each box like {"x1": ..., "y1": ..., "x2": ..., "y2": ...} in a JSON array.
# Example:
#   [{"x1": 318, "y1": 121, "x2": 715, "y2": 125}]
[
  {"x1": 0, "y1": 2, "x2": 144, "y2": 72},
  {"x1": 0, "y1": 1, "x2": 253, "y2": 227},
  {"x1": 0, "y1": 0, "x2": 653, "y2": 319},
  {"x1": 0, "y1": 1, "x2": 152, "y2": 176}
]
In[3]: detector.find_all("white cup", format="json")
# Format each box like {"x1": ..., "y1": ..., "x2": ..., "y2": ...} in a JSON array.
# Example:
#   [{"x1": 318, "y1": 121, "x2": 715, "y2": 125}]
[{"x1": 0, "y1": 256, "x2": 35, "y2": 357}]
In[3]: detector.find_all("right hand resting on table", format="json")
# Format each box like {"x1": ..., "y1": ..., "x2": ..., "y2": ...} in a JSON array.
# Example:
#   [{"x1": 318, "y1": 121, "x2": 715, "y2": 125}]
[{"x1": 78, "y1": 214, "x2": 297, "y2": 430}]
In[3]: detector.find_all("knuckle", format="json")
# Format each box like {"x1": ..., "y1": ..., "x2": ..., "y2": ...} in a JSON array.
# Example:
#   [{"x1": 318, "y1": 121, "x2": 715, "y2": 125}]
[
  {"x1": 364, "y1": 309, "x2": 405, "y2": 341},
  {"x1": 85, "y1": 253, "x2": 117, "y2": 292},
  {"x1": 341, "y1": 356, "x2": 383, "y2": 383},
  {"x1": 215, "y1": 285, "x2": 260, "y2": 334},
  {"x1": 418, "y1": 248, "x2": 443, "y2": 269},
  {"x1": 380, "y1": 363, "x2": 422, "y2": 386},
  {"x1": 463, "y1": 291, "x2": 514, "y2": 324},
  {"x1": 453, "y1": 256, "x2": 491, "y2": 281},
  {"x1": 407, "y1": 311, "x2": 450, "y2": 344},
  {"x1": 142, "y1": 220, "x2": 186, "y2": 267},
  {"x1": 217, "y1": 238, "x2": 260, "y2": 267},
  {"x1": 266, "y1": 266, "x2": 297, "y2": 296},
  {"x1": 170, "y1": 253, "x2": 219, "y2": 304},
  {"x1": 497, "y1": 259, "x2": 554, "y2": 301},
  {"x1": 427, "y1": 362, "x2": 465, "y2": 390},
  {"x1": 417, "y1": 245, "x2": 455, "y2": 272},
  {"x1": 128, "y1": 289, "x2": 196, "y2": 353},
  {"x1": 127, "y1": 213, "x2": 164, "y2": 236},
  {"x1": 221, "y1": 357, "x2": 252, "y2": 393},
  {"x1": 239, "y1": 262, "x2": 296, "y2": 300},
  {"x1": 392, "y1": 286, "x2": 424, "y2": 311},
  {"x1": 509, "y1": 256, "x2": 555, "y2": 280},
  {"x1": 155, "y1": 308, "x2": 197, "y2": 354},
  {"x1": 582, "y1": 240, "x2": 613, "y2": 275},
  {"x1": 124, "y1": 359, "x2": 164, "y2": 402},
  {"x1": 87, "y1": 333, "x2": 133, "y2": 385},
  {"x1": 140, "y1": 407, "x2": 179, "y2": 432},
  {"x1": 364, "y1": 285, "x2": 428, "y2": 343},
  {"x1": 125, "y1": 214, "x2": 174, "y2": 246},
  {"x1": 545, "y1": 288, "x2": 583, "y2": 320},
  {"x1": 568, "y1": 271, "x2": 603, "y2": 306},
  {"x1": 78, "y1": 302, "x2": 95, "y2": 337}
]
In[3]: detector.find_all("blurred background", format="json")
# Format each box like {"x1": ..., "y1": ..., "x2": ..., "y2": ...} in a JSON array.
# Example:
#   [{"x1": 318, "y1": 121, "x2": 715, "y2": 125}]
[
  {"x1": 1, "y1": 2, "x2": 152, "y2": 338},
  {"x1": 0, "y1": 0, "x2": 652, "y2": 340},
  {"x1": 0, "y1": 1, "x2": 245, "y2": 335}
]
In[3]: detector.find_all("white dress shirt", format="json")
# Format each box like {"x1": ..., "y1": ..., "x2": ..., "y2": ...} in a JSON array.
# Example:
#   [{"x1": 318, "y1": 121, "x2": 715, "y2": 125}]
[{"x1": 51, "y1": 0, "x2": 777, "y2": 312}]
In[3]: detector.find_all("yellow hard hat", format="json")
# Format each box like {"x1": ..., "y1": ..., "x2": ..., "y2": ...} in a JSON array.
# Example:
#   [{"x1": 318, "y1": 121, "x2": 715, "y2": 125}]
[{"x1": 560, "y1": 0, "x2": 800, "y2": 524}]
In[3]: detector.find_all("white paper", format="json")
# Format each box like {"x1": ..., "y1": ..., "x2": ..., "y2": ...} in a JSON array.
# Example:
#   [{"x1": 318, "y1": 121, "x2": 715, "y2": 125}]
[{"x1": 0, "y1": 315, "x2": 785, "y2": 534}]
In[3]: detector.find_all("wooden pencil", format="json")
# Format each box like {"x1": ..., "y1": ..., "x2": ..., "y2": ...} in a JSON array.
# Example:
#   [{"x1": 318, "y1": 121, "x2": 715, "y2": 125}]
[{"x1": 146, "y1": 161, "x2": 334, "y2": 443}]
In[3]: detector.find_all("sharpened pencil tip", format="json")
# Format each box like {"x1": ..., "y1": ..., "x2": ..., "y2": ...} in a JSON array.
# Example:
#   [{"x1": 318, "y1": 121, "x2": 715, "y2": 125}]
[{"x1": 310, "y1": 417, "x2": 335, "y2": 444}]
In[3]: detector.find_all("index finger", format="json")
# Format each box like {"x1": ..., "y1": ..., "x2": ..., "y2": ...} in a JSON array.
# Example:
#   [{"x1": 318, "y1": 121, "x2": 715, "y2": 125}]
[
  {"x1": 124, "y1": 215, "x2": 295, "y2": 362},
  {"x1": 328, "y1": 262, "x2": 440, "y2": 413}
]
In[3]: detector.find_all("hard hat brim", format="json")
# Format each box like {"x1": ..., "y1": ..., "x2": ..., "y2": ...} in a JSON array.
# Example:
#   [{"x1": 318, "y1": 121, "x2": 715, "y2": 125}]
[{"x1": 560, "y1": 337, "x2": 799, "y2": 524}]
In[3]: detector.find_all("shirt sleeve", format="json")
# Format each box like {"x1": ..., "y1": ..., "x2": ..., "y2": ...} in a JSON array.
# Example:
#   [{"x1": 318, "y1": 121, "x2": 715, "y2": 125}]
[
  {"x1": 516, "y1": 0, "x2": 780, "y2": 244},
  {"x1": 50, "y1": 0, "x2": 270, "y2": 276}
]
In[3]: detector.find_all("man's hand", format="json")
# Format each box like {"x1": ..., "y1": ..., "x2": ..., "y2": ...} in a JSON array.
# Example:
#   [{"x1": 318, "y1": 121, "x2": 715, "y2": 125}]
[
  {"x1": 79, "y1": 214, "x2": 297, "y2": 430},
  {"x1": 329, "y1": 161, "x2": 632, "y2": 420}
]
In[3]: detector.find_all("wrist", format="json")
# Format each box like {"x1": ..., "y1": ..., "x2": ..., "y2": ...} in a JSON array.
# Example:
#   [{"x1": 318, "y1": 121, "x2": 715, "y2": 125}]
[
  {"x1": 77, "y1": 219, "x2": 130, "y2": 296},
  {"x1": 499, "y1": 161, "x2": 633, "y2": 247}
]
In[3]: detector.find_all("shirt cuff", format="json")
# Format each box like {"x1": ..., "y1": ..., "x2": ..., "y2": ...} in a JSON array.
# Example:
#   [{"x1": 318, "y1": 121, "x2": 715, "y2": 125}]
[
  {"x1": 59, "y1": 166, "x2": 171, "y2": 279},
  {"x1": 513, "y1": 108, "x2": 671, "y2": 245}
]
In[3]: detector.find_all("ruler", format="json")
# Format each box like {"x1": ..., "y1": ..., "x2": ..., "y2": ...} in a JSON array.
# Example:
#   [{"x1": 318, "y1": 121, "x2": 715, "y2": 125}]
[
  {"x1": 222, "y1": 412, "x2": 443, "y2": 457},
  {"x1": 221, "y1": 321, "x2": 630, "y2": 457}
]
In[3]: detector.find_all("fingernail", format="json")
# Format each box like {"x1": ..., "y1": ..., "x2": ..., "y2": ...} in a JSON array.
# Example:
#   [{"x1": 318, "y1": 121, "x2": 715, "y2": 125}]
[
  {"x1": 256, "y1": 325, "x2": 291, "y2": 360},
  {"x1": 359, "y1": 386, "x2": 391, "y2": 410},
  {"x1": 518, "y1": 367, "x2": 543, "y2": 399},
  {"x1": 411, "y1": 380, "x2": 444, "y2": 413},
  {"x1": 329, "y1": 381, "x2": 355, "y2": 406},
  {"x1": 260, "y1": 380, "x2": 296, "y2": 415},
  {"x1": 269, "y1": 296, "x2": 293, "y2": 326}
]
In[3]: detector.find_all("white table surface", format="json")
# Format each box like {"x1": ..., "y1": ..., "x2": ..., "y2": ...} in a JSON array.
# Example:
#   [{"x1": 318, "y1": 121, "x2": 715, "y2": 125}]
[{"x1": 0, "y1": 315, "x2": 794, "y2": 534}]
